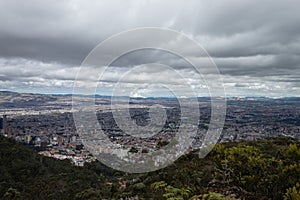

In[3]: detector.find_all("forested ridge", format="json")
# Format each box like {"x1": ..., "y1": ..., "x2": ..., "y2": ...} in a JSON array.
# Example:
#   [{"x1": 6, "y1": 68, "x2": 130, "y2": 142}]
[{"x1": 1, "y1": 135, "x2": 300, "y2": 200}]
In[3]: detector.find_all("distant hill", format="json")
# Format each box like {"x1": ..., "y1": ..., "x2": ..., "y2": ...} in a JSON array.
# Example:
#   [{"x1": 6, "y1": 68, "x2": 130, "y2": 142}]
[
  {"x1": 0, "y1": 91, "x2": 57, "y2": 107},
  {"x1": 278, "y1": 97, "x2": 300, "y2": 101},
  {"x1": 2, "y1": 90, "x2": 300, "y2": 101}
]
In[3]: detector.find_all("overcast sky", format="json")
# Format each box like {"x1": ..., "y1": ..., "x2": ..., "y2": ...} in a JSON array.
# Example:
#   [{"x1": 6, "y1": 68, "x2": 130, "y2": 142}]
[{"x1": 0, "y1": 0, "x2": 300, "y2": 97}]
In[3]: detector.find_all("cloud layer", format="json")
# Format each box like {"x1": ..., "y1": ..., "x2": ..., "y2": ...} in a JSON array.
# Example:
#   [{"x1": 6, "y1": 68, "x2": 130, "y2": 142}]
[{"x1": 0, "y1": 0, "x2": 300, "y2": 97}]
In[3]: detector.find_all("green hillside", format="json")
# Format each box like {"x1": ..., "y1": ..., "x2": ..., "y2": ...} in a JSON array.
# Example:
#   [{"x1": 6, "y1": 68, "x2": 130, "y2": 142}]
[{"x1": 1, "y1": 135, "x2": 300, "y2": 199}]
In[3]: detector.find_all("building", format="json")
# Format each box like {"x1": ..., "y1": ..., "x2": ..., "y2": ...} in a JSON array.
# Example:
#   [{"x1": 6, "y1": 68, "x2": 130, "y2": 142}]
[
  {"x1": 0, "y1": 118, "x2": 3, "y2": 130},
  {"x1": 24, "y1": 135, "x2": 32, "y2": 144},
  {"x1": 0, "y1": 115, "x2": 6, "y2": 135}
]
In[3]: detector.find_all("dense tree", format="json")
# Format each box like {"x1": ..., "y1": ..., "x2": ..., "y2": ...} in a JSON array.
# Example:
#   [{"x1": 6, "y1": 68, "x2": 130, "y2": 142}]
[
  {"x1": 284, "y1": 183, "x2": 300, "y2": 200},
  {"x1": 128, "y1": 146, "x2": 138, "y2": 153},
  {"x1": 1, "y1": 135, "x2": 300, "y2": 199}
]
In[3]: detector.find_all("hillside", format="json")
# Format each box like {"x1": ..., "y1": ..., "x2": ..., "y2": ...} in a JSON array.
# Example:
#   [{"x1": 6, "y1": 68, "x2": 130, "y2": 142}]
[
  {"x1": 0, "y1": 136, "x2": 106, "y2": 200},
  {"x1": 0, "y1": 91, "x2": 57, "y2": 107},
  {"x1": 1, "y1": 135, "x2": 300, "y2": 199}
]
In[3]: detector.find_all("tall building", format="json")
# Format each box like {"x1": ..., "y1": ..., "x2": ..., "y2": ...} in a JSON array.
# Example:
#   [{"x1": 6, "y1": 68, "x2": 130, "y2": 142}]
[
  {"x1": 0, "y1": 115, "x2": 6, "y2": 134},
  {"x1": 25, "y1": 135, "x2": 32, "y2": 144},
  {"x1": 3, "y1": 115, "x2": 7, "y2": 135},
  {"x1": 0, "y1": 118, "x2": 3, "y2": 131}
]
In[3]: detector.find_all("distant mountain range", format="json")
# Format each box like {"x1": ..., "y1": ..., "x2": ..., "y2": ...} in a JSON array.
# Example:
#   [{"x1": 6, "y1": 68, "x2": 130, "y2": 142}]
[{"x1": 1, "y1": 90, "x2": 300, "y2": 102}]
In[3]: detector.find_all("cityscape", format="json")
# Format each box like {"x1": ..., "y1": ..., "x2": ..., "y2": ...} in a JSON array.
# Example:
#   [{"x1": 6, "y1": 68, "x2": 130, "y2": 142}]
[
  {"x1": 1, "y1": 0, "x2": 300, "y2": 199},
  {"x1": 1, "y1": 91, "x2": 300, "y2": 167}
]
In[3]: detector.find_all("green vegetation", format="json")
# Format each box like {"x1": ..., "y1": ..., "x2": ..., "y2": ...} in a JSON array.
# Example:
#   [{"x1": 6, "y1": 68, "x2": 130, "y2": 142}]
[
  {"x1": 284, "y1": 183, "x2": 300, "y2": 200},
  {"x1": 157, "y1": 140, "x2": 170, "y2": 147},
  {"x1": 141, "y1": 148, "x2": 149, "y2": 153},
  {"x1": 128, "y1": 146, "x2": 139, "y2": 153},
  {"x1": 0, "y1": 136, "x2": 114, "y2": 199},
  {"x1": 1, "y1": 135, "x2": 300, "y2": 199}
]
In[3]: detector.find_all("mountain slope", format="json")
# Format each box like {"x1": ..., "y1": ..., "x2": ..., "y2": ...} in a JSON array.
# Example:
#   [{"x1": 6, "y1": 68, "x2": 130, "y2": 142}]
[{"x1": 1, "y1": 135, "x2": 300, "y2": 199}]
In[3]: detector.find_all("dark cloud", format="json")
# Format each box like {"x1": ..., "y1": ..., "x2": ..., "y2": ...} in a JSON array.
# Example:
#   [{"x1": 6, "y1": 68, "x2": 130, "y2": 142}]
[
  {"x1": 0, "y1": 34, "x2": 92, "y2": 64},
  {"x1": 0, "y1": 0, "x2": 299, "y2": 96}
]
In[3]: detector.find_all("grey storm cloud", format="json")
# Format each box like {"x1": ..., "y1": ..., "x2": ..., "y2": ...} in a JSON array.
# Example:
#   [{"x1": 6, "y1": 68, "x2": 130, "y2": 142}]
[{"x1": 0, "y1": 0, "x2": 300, "y2": 96}]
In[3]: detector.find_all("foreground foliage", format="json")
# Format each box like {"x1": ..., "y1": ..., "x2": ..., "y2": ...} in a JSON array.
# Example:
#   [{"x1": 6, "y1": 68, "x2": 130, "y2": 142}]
[{"x1": 1, "y1": 136, "x2": 300, "y2": 199}]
